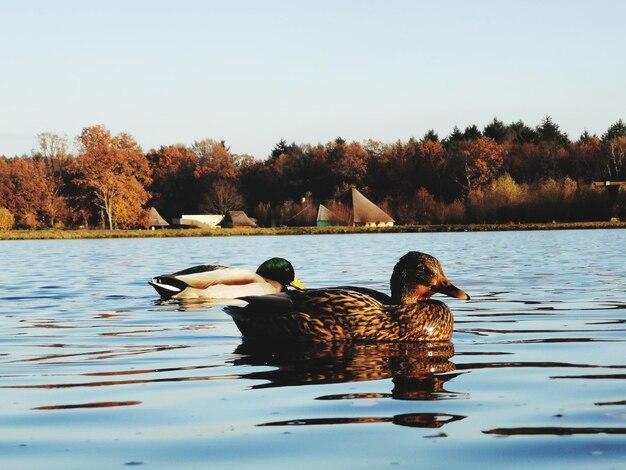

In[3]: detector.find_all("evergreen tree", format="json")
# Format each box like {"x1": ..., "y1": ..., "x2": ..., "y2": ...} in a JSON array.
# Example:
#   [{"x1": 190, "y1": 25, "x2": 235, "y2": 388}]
[
  {"x1": 444, "y1": 126, "x2": 464, "y2": 147},
  {"x1": 423, "y1": 129, "x2": 439, "y2": 142},
  {"x1": 602, "y1": 119, "x2": 626, "y2": 141},
  {"x1": 507, "y1": 120, "x2": 537, "y2": 144},
  {"x1": 536, "y1": 116, "x2": 570, "y2": 146},
  {"x1": 463, "y1": 124, "x2": 482, "y2": 141},
  {"x1": 271, "y1": 139, "x2": 291, "y2": 159},
  {"x1": 483, "y1": 117, "x2": 508, "y2": 143}
]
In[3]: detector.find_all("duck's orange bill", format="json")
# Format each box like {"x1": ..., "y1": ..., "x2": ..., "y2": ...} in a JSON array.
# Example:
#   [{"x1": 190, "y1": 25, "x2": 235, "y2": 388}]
[{"x1": 290, "y1": 277, "x2": 306, "y2": 290}]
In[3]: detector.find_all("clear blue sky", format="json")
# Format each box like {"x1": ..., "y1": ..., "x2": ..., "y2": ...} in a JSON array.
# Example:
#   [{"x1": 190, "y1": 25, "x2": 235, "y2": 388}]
[{"x1": 1, "y1": 0, "x2": 625, "y2": 158}]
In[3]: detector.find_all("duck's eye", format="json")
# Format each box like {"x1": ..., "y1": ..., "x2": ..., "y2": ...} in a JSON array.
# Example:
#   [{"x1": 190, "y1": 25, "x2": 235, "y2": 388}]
[{"x1": 416, "y1": 266, "x2": 429, "y2": 274}]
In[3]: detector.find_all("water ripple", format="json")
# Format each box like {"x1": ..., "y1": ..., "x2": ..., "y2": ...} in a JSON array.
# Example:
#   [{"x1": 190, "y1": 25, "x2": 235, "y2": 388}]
[{"x1": 1, "y1": 231, "x2": 626, "y2": 468}]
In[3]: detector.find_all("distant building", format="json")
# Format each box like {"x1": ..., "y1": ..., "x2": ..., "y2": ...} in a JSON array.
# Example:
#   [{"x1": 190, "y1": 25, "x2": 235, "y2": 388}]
[
  {"x1": 172, "y1": 214, "x2": 224, "y2": 228},
  {"x1": 316, "y1": 204, "x2": 343, "y2": 226},
  {"x1": 592, "y1": 181, "x2": 626, "y2": 188},
  {"x1": 315, "y1": 189, "x2": 394, "y2": 227},
  {"x1": 148, "y1": 207, "x2": 169, "y2": 228},
  {"x1": 351, "y1": 188, "x2": 394, "y2": 227},
  {"x1": 220, "y1": 211, "x2": 257, "y2": 228}
]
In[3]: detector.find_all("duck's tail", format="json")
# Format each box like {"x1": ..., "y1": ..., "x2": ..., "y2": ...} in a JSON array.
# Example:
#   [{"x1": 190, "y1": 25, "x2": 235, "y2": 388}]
[
  {"x1": 223, "y1": 305, "x2": 243, "y2": 317},
  {"x1": 148, "y1": 276, "x2": 187, "y2": 299}
]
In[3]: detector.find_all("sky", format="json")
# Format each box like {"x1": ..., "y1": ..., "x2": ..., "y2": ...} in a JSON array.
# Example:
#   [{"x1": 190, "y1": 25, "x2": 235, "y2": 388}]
[{"x1": 1, "y1": 0, "x2": 625, "y2": 158}]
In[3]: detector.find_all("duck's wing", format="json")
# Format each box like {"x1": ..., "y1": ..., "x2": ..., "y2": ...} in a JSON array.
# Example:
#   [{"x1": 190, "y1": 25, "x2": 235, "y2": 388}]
[
  {"x1": 150, "y1": 265, "x2": 273, "y2": 299},
  {"x1": 231, "y1": 288, "x2": 385, "y2": 316},
  {"x1": 149, "y1": 265, "x2": 224, "y2": 298},
  {"x1": 331, "y1": 286, "x2": 393, "y2": 304},
  {"x1": 170, "y1": 264, "x2": 227, "y2": 276},
  {"x1": 232, "y1": 292, "x2": 296, "y2": 313},
  {"x1": 165, "y1": 266, "x2": 268, "y2": 290}
]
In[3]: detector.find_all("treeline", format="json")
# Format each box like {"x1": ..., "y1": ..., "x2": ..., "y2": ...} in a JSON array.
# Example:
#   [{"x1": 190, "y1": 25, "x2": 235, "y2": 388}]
[{"x1": 0, "y1": 117, "x2": 625, "y2": 230}]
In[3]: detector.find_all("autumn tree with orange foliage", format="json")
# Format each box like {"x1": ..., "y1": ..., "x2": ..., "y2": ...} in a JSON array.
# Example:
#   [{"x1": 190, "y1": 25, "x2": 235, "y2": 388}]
[
  {"x1": 0, "y1": 157, "x2": 50, "y2": 227},
  {"x1": 415, "y1": 137, "x2": 447, "y2": 196},
  {"x1": 36, "y1": 133, "x2": 71, "y2": 227},
  {"x1": 454, "y1": 137, "x2": 507, "y2": 195},
  {"x1": 72, "y1": 126, "x2": 151, "y2": 229},
  {"x1": 193, "y1": 139, "x2": 243, "y2": 181},
  {"x1": 0, "y1": 206, "x2": 14, "y2": 230},
  {"x1": 570, "y1": 132, "x2": 604, "y2": 181},
  {"x1": 0, "y1": 133, "x2": 70, "y2": 228},
  {"x1": 366, "y1": 140, "x2": 415, "y2": 203},
  {"x1": 192, "y1": 139, "x2": 251, "y2": 214},
  {"x1": 146, "y1": 144, "x2": 198, "y2": 220},
  {"x1": 330, "y1": 140, "x2": 370, "y2": 196}
]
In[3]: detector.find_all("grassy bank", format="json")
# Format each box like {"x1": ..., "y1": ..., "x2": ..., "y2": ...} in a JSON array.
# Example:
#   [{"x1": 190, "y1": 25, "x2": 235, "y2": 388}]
[{"x1": 1, "y1": 221, "x2": 624, "y2": 240}]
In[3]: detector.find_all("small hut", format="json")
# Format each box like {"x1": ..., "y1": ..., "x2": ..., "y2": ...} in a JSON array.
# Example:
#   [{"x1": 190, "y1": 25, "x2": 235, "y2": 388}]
[
  {"x1": 316, "y1": 204, "x2": 343, "y2": 226},
  {"x1": 351, "y1": 188, "x2": 394, "y2": 227},
  {"x1": 172, "y1": 214, "x2": 224, "y2": 228},
  {"x1": 148, "y1": 207, "x2": 169, "y2": 229},
  {"x1": 221, "y1": 210, "x2": 257, "y2": 228}
]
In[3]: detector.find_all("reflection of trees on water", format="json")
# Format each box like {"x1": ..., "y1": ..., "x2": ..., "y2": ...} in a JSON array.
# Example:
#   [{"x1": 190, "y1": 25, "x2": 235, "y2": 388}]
[{"x1": 232, "y1": 341, "x2": 467, "y2": 429}]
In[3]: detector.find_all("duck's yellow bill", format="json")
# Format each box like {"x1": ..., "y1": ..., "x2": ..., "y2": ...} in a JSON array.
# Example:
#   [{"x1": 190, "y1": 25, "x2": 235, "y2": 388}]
[{"x1": 290, "y1": 277, "x2": 306, "y2": 290}]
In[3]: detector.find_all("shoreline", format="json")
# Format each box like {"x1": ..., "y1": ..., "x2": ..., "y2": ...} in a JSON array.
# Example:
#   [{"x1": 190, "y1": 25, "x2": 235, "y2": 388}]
[{"x1": 0, "y1": 221, "x2": 624, "y2": 240}]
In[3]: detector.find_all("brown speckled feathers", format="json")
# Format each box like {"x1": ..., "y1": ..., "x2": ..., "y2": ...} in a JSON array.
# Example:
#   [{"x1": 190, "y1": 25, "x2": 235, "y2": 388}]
[
  {"x1": 226, "y1": 289, "x2": 453, "y2": 343},
  {"x1": 224, "y1": 251, "x2": 468, "y2": 344}
]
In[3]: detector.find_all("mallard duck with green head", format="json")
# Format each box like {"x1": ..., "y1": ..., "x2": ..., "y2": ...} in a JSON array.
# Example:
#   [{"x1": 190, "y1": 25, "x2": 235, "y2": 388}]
[
  {"x1": 149, "y1": 257, "x2": 305, "y2": 300},
  {"x1": 224, "y1": 251, "x2": 469, "y2": 343}
]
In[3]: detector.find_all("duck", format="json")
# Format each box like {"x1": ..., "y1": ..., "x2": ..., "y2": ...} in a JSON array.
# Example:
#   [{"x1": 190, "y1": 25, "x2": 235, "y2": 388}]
[
  {"x1": 149, "y1": 257, "x2": 305, "y2": 300},
  {"x1": 224, "y1": 251, "x2": 470, "y2": 343}
]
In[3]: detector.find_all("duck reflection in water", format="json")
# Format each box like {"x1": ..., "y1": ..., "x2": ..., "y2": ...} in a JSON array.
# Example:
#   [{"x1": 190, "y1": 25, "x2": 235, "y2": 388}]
[{"x1": 233, "y1": 341, "x2": 467, "y2": 429}]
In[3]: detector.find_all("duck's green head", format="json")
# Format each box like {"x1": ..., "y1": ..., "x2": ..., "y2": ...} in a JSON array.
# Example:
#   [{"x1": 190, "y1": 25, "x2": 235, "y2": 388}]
[
  {"x1": 256, "y1": 258, "x2": 306, "y2": 290},
  {"x1": 390, "y1": 251, "x2": 469, "y2": 303}
]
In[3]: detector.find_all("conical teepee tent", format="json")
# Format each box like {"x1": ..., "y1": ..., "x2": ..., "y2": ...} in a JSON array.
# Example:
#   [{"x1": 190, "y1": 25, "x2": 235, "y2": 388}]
[
  {"x1": 317, "y1": 204, "x2": 343, "y2": 226},
  {"x1": 149, "y1": 207, "x2": 169, "y2": 228},
  {"x1": 351, "y1": 188, "x2": 394, "y2": 227}
]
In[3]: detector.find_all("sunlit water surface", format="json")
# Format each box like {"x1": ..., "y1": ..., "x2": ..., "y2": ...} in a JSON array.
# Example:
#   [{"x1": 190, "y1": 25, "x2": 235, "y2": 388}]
[{"x1": 1, "y1": 230, "x2": 625, "y2": 469}]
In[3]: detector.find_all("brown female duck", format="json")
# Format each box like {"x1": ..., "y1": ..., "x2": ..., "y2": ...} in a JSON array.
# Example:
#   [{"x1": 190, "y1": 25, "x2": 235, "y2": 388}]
[{"x1": 224, "y1": 251, "x2": 469, "y2": 343}]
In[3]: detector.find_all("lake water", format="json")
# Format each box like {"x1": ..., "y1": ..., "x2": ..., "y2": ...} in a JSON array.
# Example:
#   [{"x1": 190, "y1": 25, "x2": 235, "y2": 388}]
[{"x1": 1, "y1": 230, "x2": 625, "y2": 469}]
